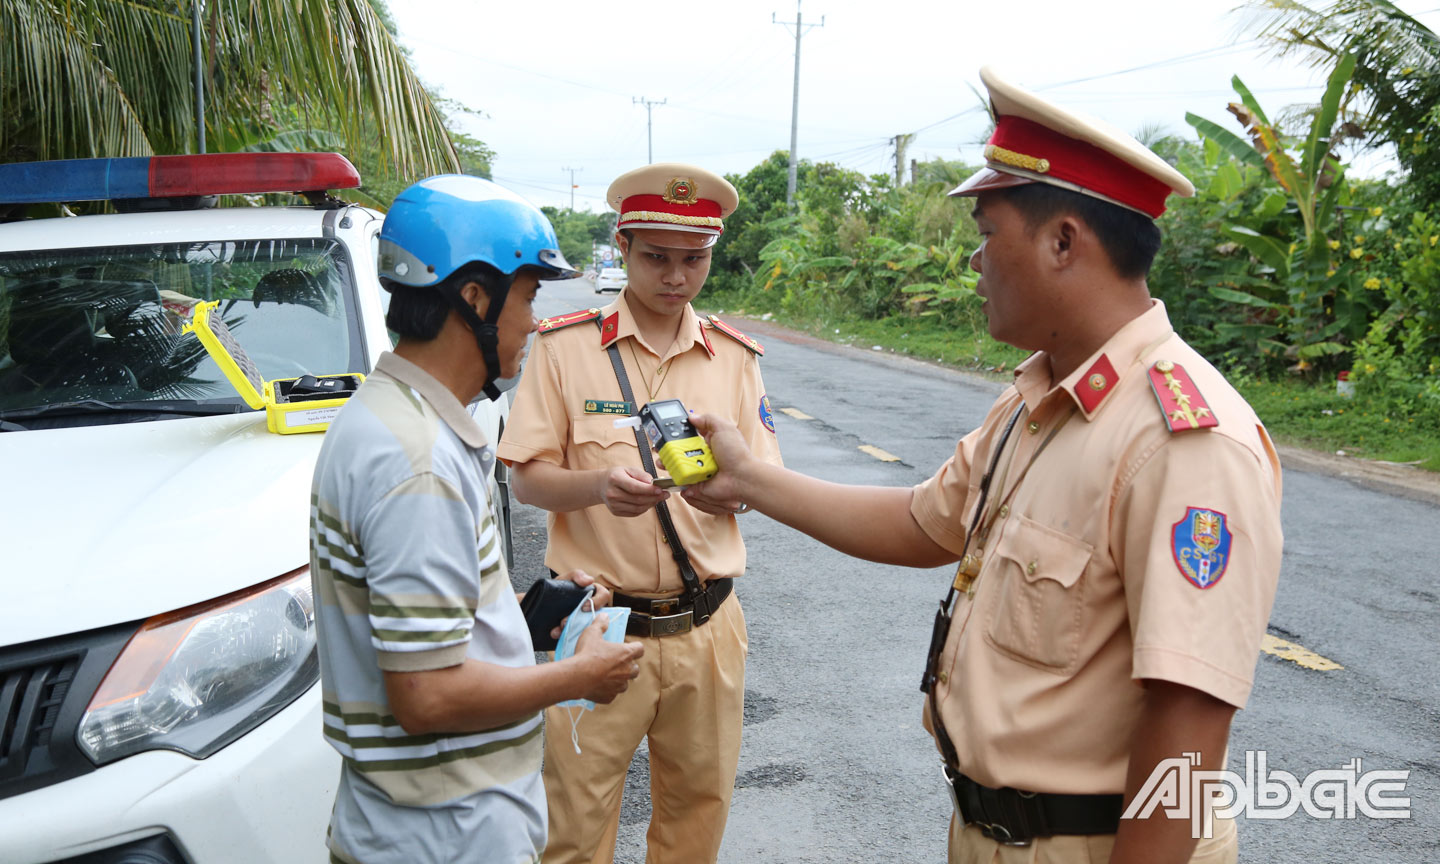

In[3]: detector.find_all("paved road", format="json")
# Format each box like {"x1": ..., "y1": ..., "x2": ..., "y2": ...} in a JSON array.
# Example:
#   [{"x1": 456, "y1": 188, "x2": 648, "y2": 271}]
[{"x1": 510, "y1": 276, "x2": 1439, "y2": 862}]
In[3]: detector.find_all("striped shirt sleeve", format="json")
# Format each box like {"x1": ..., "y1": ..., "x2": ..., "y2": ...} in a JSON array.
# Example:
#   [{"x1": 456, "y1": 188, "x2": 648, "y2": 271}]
[{"x1": 359, "y1": 471, "x2": 484, "y2": 672}]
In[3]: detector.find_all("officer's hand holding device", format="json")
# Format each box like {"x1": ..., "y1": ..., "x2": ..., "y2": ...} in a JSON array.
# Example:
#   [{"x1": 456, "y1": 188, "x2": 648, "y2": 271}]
[{"x1": 614, "y1": 398, "x2": 717, "y2": 488}]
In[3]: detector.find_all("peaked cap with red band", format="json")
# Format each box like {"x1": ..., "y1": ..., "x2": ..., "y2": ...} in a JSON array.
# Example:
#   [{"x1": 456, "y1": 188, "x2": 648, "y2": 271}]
[
  {"x1": 950, "y1": 67, "x2": 1195, "y2": 218},
  {"x1": 608, "y1": 162, "x2": 739, "y2": 247}
]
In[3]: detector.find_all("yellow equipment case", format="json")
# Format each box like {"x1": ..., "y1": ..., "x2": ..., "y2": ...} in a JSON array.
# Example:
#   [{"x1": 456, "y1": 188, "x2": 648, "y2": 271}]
[{"x1": 183, "y1": 300, "x2": 362, "y2": 434}]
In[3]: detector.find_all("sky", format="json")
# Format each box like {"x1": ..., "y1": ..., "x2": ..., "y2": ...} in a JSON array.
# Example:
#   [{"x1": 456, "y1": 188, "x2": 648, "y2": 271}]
[{"x1": 387, "y1": 0, "x2": 1440, "y2": 213}]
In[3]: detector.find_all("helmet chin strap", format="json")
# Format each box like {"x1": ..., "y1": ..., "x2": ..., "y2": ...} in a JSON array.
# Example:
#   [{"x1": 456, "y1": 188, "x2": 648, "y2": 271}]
[{"x1": 445, "y1": 273, "x2": 514, "y2": 403}]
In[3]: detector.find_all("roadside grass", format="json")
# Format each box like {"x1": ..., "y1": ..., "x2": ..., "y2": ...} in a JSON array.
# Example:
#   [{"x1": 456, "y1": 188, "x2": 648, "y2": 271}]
[
  {"x1": 707, "y1": 302, "x2": 1029, "y2": 378},
  {"x1": 1236, "y1": 378, "x2": 1440, "y2": 471},
  {"x1": 703, "y1": 293, "x2": 1439, "y2": 473}
]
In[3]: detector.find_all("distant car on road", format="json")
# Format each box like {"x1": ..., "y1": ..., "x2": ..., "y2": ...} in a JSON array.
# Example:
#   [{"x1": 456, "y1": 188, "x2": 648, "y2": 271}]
[{"x1": 594, "y1": 267, "x2": 627, "y2": 294}]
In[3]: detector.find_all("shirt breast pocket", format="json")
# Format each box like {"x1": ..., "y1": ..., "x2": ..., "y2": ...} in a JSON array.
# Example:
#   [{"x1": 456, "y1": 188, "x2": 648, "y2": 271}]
[
  {"x1": 570, "y1": 416, "x2": 640, "y2": 470},
  {"x1": 984, "y1": 514, "x2": 1094, "y2": 673}
]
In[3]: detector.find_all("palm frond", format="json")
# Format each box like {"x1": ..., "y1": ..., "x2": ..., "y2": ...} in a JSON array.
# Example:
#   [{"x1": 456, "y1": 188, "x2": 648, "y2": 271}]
[
  {"x1": 2, "y1": 0, "x2": 459, "y2": 180},
  {"x1": 1242, "y1": 0, "x2": 1440, "y2": 143},
  {"x1": 1, "y1": 0, "x2": 152, "y2": 161}
]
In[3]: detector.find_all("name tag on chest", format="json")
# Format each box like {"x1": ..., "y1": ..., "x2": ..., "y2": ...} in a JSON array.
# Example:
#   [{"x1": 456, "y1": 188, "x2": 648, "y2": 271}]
[{"x1": 583, "y1": 399, "x2": 635, "y2": 416}]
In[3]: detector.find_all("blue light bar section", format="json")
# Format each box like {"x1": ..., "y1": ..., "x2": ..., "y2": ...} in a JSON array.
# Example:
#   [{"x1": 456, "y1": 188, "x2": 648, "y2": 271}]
[{"x1": 0, "y1": 158, "x2": 151, "y2": 205}]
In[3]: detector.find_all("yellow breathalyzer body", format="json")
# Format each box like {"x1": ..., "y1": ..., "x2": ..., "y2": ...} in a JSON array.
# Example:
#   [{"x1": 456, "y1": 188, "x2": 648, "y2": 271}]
[{"x1": 633, "y1": 399, "x2": 717, "y2": 487}]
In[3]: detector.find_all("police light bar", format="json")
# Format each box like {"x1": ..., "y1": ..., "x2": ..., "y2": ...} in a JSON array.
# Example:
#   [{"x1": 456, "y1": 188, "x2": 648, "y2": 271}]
[{"x1": 0, "y1": 153, "x2": 361, "y2": 205}]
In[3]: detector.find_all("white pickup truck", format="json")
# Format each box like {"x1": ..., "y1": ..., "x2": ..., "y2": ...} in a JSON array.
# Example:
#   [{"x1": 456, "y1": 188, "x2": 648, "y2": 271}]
[{"x1": 0, "y1": 153, "x2": 511, "y2": 863}]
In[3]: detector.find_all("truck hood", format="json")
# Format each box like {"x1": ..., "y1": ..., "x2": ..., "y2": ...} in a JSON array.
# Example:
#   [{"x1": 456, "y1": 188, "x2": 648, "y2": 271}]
[{"x1": 0, "y1": 413, "x2": 321, "y2": 647}]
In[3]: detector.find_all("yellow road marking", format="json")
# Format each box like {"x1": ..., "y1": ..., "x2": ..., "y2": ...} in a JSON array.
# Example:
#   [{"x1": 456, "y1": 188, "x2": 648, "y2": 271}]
[
  {"x1": 858, "y1": 444, "x2": 901, "y2": 462},
  {"x1": 780, "y1": 407, "x2": 813, "y2": 420},
  {"x1": 1261, "y1": 634, "x2": 1343, "y2": 671}
]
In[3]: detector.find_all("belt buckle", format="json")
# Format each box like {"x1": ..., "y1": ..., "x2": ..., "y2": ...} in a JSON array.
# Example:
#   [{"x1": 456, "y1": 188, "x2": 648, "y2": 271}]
[
  {"x1": 981, "y1": 822, "x2": 1029, "y2": 847},
  {"x1": 942, "y1": 764, "x2": 1033, "y2": 848},
  {"x1": 647, "y1": 611, "x2": 692, "y2": 637}
]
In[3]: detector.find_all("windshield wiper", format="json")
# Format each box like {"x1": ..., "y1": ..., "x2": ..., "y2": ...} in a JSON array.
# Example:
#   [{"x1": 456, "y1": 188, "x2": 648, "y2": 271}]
[{"x1": 0, "y1": 399, "x2": 250, "y2": 421}]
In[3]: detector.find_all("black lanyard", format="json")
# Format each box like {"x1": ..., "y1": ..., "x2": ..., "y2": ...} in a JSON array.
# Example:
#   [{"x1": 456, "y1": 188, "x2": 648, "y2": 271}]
[
  {"x1": 601, "y1": 326, "x2": 708, "y2": 612},
  {"x1": 920, "y1": 404, "x2": 1024, "y2": 773}
]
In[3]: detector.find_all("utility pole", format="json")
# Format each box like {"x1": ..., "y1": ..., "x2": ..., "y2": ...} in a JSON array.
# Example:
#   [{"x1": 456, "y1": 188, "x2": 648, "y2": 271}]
[
  {"x1": 774, "y1": 2, "x2": 823, "y2": 210},
  {"x1": 632, "y1": 97, "x2": 667, "y2": 164},
  {"x1": 192, "y1": 0, "x2": 205, "y2": 153},
  {"x1": 562, "y1": 166, "x2": 582, "y2": 210},
  {"x1": 892, "y1": 133, "x2": 913, "y2": 186}
]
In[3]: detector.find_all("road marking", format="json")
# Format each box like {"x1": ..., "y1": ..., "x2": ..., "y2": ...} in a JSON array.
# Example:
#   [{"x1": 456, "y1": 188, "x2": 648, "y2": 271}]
[
  {"x1": 858, "y1": 444, "x2": 901, "y2": 462},
  {"x1": 1260, "y1": 634, "x2": 1343, "y2": 671},
  {"x1": 780, "y1": 407, "x2": 813, "y2": 420}
]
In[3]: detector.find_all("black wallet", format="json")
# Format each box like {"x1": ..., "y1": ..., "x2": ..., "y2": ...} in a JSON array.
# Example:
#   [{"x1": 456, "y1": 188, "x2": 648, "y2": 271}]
[{"x1": 519, "y1": 578, "x2": 589, "y2": 651}]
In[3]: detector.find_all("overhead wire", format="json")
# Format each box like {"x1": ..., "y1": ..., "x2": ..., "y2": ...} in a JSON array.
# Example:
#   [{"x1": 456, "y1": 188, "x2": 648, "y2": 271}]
[
  {"x1": 902, "y1": 40, "x2": 1272, "y2": 144},
  {"x1": 404, "y1": 27, "x2": 1325, "y2": 194},
  {"x1": 401, "y1": 33, "x2": 636, "y2": 100}
]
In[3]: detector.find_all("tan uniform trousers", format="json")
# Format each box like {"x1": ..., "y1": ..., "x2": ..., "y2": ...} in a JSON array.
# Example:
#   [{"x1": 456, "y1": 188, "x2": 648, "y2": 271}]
[
  {"x1": 947, "y1": 811, "x2": 1238, "y2": 864},
  {"x1": 543, "y1": 594, "x2": 747, "y2": 864}
]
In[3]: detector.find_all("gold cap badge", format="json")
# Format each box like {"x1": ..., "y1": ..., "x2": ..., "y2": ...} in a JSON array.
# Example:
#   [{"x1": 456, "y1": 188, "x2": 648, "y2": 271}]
[{"x1": 663, "y1": 177, "x2": 699, "y2": 205}]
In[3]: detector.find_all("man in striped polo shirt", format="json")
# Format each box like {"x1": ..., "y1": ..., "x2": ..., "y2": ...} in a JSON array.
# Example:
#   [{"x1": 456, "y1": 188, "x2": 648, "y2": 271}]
[{"x1": 310, "y1": 176, "x2": 644, "y2": 864}]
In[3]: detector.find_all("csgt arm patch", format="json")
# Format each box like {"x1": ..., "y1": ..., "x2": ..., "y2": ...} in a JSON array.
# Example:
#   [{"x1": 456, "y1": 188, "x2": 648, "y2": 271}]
[
  {"x1": 1171, "y1": 507, "x2": 1232, "y2": 589},
  {"x1": 759, "y1": 394, "x2": 776, "y2": 433}
]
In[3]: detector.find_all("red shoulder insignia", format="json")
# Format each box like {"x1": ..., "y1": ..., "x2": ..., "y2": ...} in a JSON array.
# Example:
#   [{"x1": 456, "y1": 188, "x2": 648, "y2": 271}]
[
  {"x1": 1074, "y1": 354, "x2": 1118, "y2": 414},
  {"x1": 599, "y1": 312, "x2": 621, "y2": 347},
  {"x1": 537, "y1": 308, "x2": 601, "y2": 335},
  {"x1": 706, "y1": 315, "x2": 764, "y2": 356},
  {"x1": 698, "y1": 318, "x2": 716, "y2": 356},
  {"x1": 1148, "y1": 360, "x2": 1219, "y2": 432}
]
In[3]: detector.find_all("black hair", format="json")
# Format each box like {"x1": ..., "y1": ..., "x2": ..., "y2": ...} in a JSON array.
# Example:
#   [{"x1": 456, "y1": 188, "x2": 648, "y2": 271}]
[
  {"x1": 381, "y1": 262, "x2": 505, "y2": 342},
  {"x1": 998, "y1": 183, "x2": 1162, "y2": 280}
]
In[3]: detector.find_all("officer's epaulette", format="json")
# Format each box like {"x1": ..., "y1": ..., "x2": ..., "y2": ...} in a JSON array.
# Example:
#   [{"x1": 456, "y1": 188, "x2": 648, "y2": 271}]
[
  {"x1": 1147, "y1": 359, "x2": 1219, "y2": 432},
  {"x1": 705, "y1": 315, "x2": 764, "y2": 356},
  {"x1": 537, "y1": 308, "x2": 601, "y2": 335}
]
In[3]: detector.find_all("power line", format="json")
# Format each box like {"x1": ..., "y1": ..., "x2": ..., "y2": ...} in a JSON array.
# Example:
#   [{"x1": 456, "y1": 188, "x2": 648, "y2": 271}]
[
  {"x1": 901, "y1": 41, "x2": 1269, "y2": 142},
  {"x1": 492, "y1": 174, "x2": 606, "y2": 202},
  {"x1": 1033, "y1": 42, "x2": 1264, "y2": 91},
  {"x1": 401, "y1": 33, "x2": 635, "y2": 100}
]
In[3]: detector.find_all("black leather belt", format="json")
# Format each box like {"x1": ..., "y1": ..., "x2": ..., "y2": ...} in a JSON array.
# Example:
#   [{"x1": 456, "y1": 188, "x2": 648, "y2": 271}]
[
  {"x1": 612, "y1": 578, "x2": 733, "y2": 638},
  {"x1": 943, "y1": 765, "x2": 1122, "y2": 846}
]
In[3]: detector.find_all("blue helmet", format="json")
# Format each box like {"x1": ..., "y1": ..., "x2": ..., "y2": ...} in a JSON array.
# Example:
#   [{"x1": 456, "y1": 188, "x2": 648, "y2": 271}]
[{"x1": 378, "y1": 175, "x2": 578, "y2": 287}]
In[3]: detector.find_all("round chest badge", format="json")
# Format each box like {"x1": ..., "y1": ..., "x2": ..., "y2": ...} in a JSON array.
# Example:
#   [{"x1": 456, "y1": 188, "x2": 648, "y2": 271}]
[
  {"x1": 759, "y1": 394, "x2": 775, "y2": 433},
  {"x1": 664, "y1": 177, "x2": 698, "y2": 205}
]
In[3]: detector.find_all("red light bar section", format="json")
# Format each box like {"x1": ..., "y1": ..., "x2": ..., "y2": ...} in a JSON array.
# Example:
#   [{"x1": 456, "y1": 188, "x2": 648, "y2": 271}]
[{"x1": 148, "y1": 153, "x2": 361, "y2": 197}]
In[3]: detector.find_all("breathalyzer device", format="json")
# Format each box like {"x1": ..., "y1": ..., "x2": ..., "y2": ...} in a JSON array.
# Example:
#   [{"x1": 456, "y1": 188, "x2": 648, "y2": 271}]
[{"x1": 614, "y1": 399, "x2": 717, "y2": 487}]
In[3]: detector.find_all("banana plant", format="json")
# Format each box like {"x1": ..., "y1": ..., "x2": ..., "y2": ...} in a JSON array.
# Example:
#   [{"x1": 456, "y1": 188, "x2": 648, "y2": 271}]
[
  {"x1": 1185, "y1": 53, "x2": 1363, "y2": 369},
  {"x1": 899, "y1": 232, "x2": 979, "y2": 317}
]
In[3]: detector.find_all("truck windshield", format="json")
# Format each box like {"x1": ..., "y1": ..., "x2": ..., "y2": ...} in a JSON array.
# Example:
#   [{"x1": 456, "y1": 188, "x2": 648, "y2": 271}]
[{"x1": 0, "y1": 238, "x2": 362, "y2": 417}]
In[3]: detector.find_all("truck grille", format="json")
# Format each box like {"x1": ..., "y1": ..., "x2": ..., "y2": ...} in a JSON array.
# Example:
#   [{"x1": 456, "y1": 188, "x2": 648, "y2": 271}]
[
  {"x1": 1, "y1": 657, "x2": 78, "y2": 768},
  {"x1": 0, "y1": 623, "x2": 135, "y2": 800}
]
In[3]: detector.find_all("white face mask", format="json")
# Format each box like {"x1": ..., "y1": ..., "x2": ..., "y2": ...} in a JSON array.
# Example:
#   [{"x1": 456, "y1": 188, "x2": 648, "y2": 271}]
[{"x1": 552, "y1": 590, "x2": 631, "y2": 753}]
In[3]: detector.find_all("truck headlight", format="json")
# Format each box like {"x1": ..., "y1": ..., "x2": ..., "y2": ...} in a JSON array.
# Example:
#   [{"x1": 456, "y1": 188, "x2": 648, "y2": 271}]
[{"x1": 78, "y1": 567, "x2": 318, "y2": 764}]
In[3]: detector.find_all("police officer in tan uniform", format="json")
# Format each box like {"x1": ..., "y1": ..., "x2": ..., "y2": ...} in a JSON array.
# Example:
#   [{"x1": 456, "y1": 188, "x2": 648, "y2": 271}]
[
  {"x1": 496, "y1": 163, "x2": 782, "y2": 864},
  {"x1": 686, "y1": 68, "x2": 1283, "y2": 864}
]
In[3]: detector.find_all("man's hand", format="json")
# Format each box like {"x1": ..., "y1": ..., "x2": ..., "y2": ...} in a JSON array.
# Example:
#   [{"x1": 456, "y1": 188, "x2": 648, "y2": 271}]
[
  {"x1": 549, "y1": 569, "x2": 613, "y2": 641},
  {"x1": 573, "y1": 617, "x2": 644, "y2": 704},
  {"x1": 600, "y1": 466, "x2": 669, "y2": 517},
  {"x1": 681, "y1": 413, "x2": 754, "y2": 513},
  {"x1": 680, "y1": 482, "x2": 746, "y2": 516}
]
